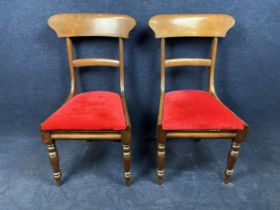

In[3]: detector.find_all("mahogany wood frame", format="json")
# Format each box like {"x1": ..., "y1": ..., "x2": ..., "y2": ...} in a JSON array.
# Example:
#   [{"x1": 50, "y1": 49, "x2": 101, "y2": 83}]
[
  {"x1": 149, "y1": 14, "x2": 248, "y2": 184},
  {"x1": 40, "y1": 13, "x2": 136, "y2": 186}
]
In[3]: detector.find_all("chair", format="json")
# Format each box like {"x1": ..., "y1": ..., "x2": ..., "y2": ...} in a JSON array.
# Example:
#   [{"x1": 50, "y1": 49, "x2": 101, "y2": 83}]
[
  {"x1": 40, "y1": 13, "x2": 136, "y2": 186},
  {"x1": 149, "y1": 14, "x2": 248, "y2": 184}
]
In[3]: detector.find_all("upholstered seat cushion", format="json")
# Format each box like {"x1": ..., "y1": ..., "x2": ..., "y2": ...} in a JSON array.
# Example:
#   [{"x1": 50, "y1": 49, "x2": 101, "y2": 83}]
[
  {"x1": 162, "y1": 90, "x2": 245, "y2": 131},
  {"x1": 41, "y1": 91, "x2": 126, "y2": 131}
]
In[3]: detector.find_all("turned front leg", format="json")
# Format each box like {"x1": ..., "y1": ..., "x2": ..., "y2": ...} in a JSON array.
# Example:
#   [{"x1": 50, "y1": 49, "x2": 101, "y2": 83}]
[
  {"x1": 47, "y1": 142, "x2": 62, "y2": 186},
  {"x1": 157, "y1": 142, "x2": 166, "y2": 185},
  {"x1": 224, "y1": 141, "x2": 241, "y2": 184},
  {"x1": 122, "y1": 144, "x2": 131, "y2": 186}
]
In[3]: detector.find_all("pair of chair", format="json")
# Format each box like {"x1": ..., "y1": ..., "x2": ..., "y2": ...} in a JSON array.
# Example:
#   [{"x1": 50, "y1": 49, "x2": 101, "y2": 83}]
[{"x1": 40, "y1": 13, "x2": 248, "y2": 186}]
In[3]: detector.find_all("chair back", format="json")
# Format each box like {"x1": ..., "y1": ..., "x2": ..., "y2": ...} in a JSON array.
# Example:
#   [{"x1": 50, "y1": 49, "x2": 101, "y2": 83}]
[
  {"x1": 149, "y1": 14, "x2": 235, "y2": 94},
  {"x1": 48, "y1": 13, "x2": 136, "y2": 99}
]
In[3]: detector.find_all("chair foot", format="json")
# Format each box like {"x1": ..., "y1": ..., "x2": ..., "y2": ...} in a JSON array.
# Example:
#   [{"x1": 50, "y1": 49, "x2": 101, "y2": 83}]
[
  {"x1": 223, "y1": 141, "x2": 241, "y2": 184},
  {"x1": 157, "y1": 169, "x2": 164, "y2": 185},
  {"x1": 124, "y1": 176, "x2": 131, "y2": 187},
  {"x1": 54, "y1": 172, "x2": 62, "y2": 186},
  {"x1": 223, "y1": 169, "x2": 232, "y2": 184},
  {"x1": 157, "y1": 142, "x2": 166, "y2": 185}
]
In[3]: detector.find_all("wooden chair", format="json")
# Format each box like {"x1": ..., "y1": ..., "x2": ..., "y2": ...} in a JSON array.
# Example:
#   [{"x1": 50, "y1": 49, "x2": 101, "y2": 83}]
[
  {"x1": 40, "y1": 13, "x2": 136, "y2": 186},
  {"x1": 149, "y1": 14, "x2": 248, "y2": 184}
]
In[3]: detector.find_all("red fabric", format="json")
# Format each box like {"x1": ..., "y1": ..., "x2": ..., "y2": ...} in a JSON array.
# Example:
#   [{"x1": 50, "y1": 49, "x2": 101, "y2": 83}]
[
  {"x1": 162, "y1": 90, "x2": 245, "y2": 131},
  {"x1": 41, "y1": 91, "x2": 126, "y2": 131}
]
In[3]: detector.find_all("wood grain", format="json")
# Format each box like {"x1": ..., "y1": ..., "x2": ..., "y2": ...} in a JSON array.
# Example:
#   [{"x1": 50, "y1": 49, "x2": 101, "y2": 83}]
[
  {"x1": 51, "y1": 132, "x2": 121, "y2": 140},
  {"x1": 48, "y1": 13, "x2": 136, "y2": 38},
  {"x1": 165, "y1": 58, "x2": 211, "y2": 67},
  {"x1": 149, "y1": 14, "x2": 235, "y2": 38},
  {"x1": 72, "y1": 58, "x2": 120, "y2": 68}
]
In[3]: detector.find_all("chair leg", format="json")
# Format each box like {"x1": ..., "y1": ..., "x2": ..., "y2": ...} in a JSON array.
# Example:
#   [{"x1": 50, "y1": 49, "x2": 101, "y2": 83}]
[
  {"x1": 157, "y1": 142, "x2": 166, "y2": 185},
  {"x1": 122, "y1": 143, "x2": 131, "y2": 186},
  {"x1": 121, "y1": 129, "x2": 132, "y2": 186},
  {"x1": 46, "y1": 142, "x2": 62, "y2": 186},
  {"x1": 41, "y1": 130, "x2": 62, "y2": 186},
  {"x1": 156, "y1": 127, "x2": 166, "y2": 185},
  {"x1": 224, "y1": 140, "x2": 241, "y2": 184}
]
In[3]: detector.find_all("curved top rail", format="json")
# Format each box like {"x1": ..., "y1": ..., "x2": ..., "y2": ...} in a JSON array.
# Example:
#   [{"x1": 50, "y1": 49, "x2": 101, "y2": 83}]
[
  {"x1": 48, "y1": 13, "x2": 136, "y2": 38},
  {"x1": 149, "y1": 14, "x2": 235, "y2": 38}
]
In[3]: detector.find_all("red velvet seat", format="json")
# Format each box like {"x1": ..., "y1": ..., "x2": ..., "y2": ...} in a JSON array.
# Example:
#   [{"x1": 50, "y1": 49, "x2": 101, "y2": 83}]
[
  {"x1": 162, "y1": 90, "x2": 245, "y2": 131},
  {"x1": 41, "y1": 91, "x2": 126, "y2": 131}
]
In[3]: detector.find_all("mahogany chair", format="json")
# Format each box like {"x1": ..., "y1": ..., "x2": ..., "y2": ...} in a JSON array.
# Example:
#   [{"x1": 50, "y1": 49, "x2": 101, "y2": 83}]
[
  {"x1": 149, "y1": 14, "x2": 248, "y2": 184},
  {"x1": 40, "y1": 13, "x2": 136, "y2": 186}
]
